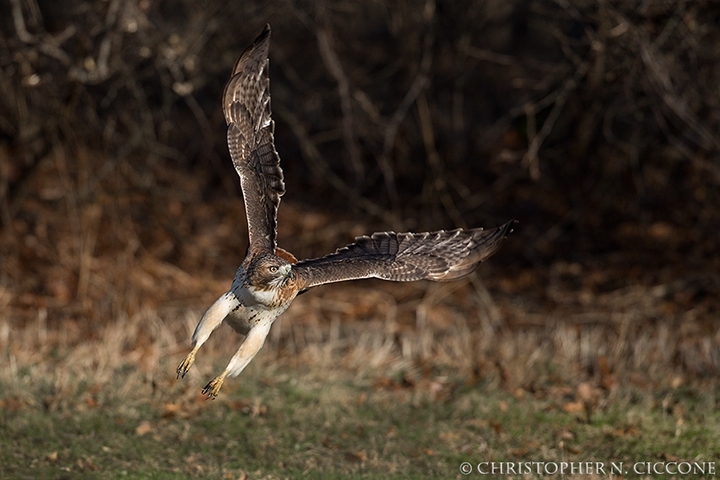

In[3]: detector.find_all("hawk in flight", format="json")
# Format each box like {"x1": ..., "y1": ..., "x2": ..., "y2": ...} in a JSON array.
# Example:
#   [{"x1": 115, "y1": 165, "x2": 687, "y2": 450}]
[{"x1": 177, "y1": 25, "x2": 515, "y2": 398}]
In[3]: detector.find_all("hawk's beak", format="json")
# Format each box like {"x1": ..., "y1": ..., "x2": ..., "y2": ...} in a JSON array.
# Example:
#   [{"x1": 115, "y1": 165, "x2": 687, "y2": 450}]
[{"x1": 267, "y1": 264, "x2": 292, "y2": 288}]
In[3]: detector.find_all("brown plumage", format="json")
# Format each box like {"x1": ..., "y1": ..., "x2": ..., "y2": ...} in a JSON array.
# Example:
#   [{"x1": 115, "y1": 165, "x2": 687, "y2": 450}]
[
  {"x1": 177, "y1": 24, "x2": 516, "y2": 399},
  {"x1": 293, "y1": 222, "x2": 515, "y2": 290},
  {"x1": 223, "y1": 24, "x2": 284, "y2": 253}
]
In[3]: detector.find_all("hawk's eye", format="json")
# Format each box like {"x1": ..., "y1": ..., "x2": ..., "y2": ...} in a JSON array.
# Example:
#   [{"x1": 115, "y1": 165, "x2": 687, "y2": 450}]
[{"x1": 268, "y1": 265, "x2": 279, "y2": 273}]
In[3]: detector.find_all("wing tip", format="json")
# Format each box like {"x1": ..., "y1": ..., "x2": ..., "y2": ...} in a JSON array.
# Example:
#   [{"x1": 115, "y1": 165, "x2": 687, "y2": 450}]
[
  {"x1": 230, "y1": 24, "x2": 272, "y2": 77},
  {"x1": 429, "y1": 222, "x2": 515, "y2": 281},
  {"x1": 498, "y1": 219, "x2": 518, "y2": 239},
  {"x1": 259, "y1": 23, "x2": 272, "y2": 41},
  {"x1": 472, "y1": 219, "x2": 516, "y2": 261}
]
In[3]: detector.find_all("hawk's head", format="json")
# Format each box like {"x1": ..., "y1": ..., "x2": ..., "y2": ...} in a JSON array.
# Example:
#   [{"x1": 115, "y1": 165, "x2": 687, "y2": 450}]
[{"x1": 246, "y1": 253, "x2": 292, "y2": 289}]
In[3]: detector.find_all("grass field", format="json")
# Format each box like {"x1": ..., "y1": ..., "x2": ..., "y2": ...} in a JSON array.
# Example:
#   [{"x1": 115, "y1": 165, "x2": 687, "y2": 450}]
[
  {"x1": 2, "y1": 153, "x2": 719, "y2": 478},
  {"x1": 2, "y1": 280, "x2": 719, "y2": 479},
  {"x1": 2, "y1": 359, "x2": 719, "y2": 479}
]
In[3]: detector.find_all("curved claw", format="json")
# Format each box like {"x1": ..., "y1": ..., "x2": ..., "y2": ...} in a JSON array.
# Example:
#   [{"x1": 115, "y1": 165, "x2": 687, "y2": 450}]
[
  {"x1": 202, "y1": 374, "x2": 226, "y2": 400},
  {"x1": 176, "y1": 350, "x2": 197, "y2": 379}
]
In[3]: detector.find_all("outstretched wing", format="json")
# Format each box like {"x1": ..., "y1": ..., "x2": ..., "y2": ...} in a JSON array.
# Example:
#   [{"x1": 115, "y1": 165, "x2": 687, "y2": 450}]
[
  {"x1": 223, "y1": 24, "x2": 284, "y2": 253},
  {"x1": 293, "y1": 220, "x2": 516, "y2": 290}
]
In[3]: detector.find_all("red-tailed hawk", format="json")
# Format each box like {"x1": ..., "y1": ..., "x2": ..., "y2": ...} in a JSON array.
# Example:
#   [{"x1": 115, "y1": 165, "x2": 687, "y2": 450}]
[{"x1": 177, "y1": 25, "x2": 516, "y2": 398}]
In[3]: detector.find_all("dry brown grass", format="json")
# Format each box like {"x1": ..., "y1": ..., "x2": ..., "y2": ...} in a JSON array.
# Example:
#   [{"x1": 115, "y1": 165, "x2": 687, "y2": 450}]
[
  {"x1": 1, "y1": 97, "x2": 718, "y2": 478},
  {"x1": 1, "y1": 150, "x2": 718, "y2": 413}
]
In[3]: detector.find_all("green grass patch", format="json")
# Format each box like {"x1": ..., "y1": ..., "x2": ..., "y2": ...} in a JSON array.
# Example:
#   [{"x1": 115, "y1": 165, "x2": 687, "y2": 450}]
[{"x1": 1, "y1": 369, "x2": 719, "y2": 479}]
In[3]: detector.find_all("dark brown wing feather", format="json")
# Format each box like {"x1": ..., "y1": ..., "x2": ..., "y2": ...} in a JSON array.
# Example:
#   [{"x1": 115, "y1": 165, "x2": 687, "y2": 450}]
[
  {"x1": 223, "y1": 24, "x2": 284, "y2": 253},
  {"x1": 293, "y1": 221, "x2": 516, "y2": 290}
]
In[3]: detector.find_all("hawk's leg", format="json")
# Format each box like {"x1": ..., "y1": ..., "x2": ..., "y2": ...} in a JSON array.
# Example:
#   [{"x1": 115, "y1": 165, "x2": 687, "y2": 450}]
[
  {"x1": 177, "y1": 292, "x2": 240, "y2": 379},
  {"x1": 202, "y1": 321, "x2": 272, "y2": 399}
]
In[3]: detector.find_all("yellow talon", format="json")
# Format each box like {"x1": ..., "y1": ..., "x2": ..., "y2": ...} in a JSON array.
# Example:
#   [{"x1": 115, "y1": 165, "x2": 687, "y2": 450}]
[
  {"x1": 176, "y1": 349, "x2": 197, "y2": 379},
  {"x1": 202, "y1": 374, "x2": 227, "y2": 399}
]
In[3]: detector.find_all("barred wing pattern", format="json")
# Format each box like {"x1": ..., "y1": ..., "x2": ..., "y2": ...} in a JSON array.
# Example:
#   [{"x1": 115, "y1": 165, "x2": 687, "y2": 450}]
[
  {"x1": 293, "y1": 221, "x2": 516, "y2": 290},
  {"x1": 177, "y1": 24, "x2": 517, "y2": 400},
  {"x1": 223, "y1": 24, "x2": 285, "y2": 253}
]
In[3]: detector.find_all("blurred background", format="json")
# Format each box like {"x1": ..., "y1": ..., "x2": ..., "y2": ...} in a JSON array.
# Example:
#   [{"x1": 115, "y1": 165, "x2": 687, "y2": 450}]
[{"x1": 1, "y1": 0, "x2": 719, "y2": 406}]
